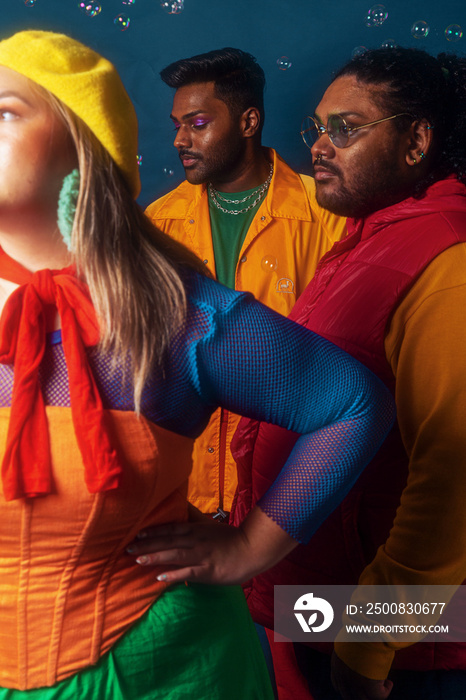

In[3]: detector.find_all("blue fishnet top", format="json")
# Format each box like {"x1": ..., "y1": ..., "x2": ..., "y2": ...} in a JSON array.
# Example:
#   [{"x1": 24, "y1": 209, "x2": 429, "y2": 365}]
[{"x1": 0, "y1": 271, "x2": 395, "y2": 543}]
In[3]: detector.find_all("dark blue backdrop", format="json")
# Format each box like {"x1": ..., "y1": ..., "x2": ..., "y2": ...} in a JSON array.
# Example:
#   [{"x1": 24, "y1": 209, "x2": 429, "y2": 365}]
[{"x1": 2, "y1": 0, "x2": 466, "y2": 206}]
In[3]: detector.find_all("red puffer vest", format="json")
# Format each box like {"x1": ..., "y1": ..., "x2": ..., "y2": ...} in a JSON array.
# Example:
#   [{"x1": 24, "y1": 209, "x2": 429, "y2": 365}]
[{"x1": 231, "y1": 176, "x2": 466, "y2": 669}]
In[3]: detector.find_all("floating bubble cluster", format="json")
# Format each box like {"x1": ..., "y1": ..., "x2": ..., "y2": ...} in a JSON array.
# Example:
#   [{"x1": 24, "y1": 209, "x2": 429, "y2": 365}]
[
  {"x1": 122, "y1": 0, "x2": 135, "y2": 4},
  {"x1": 161, "y1": 0, "x2": 184, "y2": 14},
  {"x1": 411, "y1": 21, "x2": 430, "y2": 39},
  {"x1": 261, "y1": 255, "x2": 278, "y2": 272},
  {"x1": 358, "y1": 8, "x2": 463, "y2": 47},
  {"x1": 365, "y1": 4, "x2": 388, "y2": 27},
  {"x1": 445, "y1": 24, "x2": 463, "y2": 42},
  {"x1": 352, "y1": 46, "x2": 367, "y2": 57},
  {"x1": 79, "y1": 1, "x2": 101, "y2": 16},
  {"x1": 277, "y1": 56, "x2": 292, "y2": 71},
  {"x1": 136, "y1": 155, "x2": 143, "y2": 166},
  {"x1": 163, "y1": 167, "x2": 175, "y2": 177},
  {"x1": 114, "y1": 13, "x2": 130, "y2": 30}
]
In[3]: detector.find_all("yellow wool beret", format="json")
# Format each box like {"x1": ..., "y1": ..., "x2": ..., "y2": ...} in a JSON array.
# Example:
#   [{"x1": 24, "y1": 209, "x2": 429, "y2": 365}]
[{"x1": 0, "y1": 30, "x2": 141, "y2": 197}]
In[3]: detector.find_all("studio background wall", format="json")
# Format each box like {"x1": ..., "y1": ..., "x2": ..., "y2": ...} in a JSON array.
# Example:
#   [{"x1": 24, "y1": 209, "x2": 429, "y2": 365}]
[{"x1": 2, "y1": 0, "x2": 466, "y2": 206}]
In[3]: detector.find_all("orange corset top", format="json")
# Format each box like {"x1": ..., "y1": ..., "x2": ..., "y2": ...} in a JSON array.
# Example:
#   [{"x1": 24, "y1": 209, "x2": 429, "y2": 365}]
[{"x1": 0, "y1": 406, "x2": 193, "y2": 690}]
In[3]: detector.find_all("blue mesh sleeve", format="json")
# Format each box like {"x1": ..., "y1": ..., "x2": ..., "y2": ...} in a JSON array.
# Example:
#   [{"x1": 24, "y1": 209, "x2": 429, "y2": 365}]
[
  {"x1": 257, "y1": 416, "x2": 389, "y2": 544},
  {"x1": 182, "y1": 274, "x2": 395, "y2": 543}
]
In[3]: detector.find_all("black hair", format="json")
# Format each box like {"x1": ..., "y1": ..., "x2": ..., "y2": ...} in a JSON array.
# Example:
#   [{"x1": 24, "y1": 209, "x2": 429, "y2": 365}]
[
  {"x1": 335, "y1": 47, "x2": 466, "y2": 195},
  {"x1": 160, "y1": 47, "x2": 265, "y2": 135}
]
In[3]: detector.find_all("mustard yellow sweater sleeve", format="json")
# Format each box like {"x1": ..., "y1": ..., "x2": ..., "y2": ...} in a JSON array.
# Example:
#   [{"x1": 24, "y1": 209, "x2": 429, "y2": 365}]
[{"x1": 335, "y1": 243, "x2": 466, "y2": 679}]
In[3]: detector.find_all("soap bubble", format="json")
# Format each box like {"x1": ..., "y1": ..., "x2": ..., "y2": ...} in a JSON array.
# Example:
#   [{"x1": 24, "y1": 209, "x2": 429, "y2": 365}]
[
  {"x1": 161, "y1": 0, "x2": 184, "y2": 14},
  {"x1": 261, "y1": 255, "x2": 278, "y2": 272},
  {"x1": 24, "y1": 0, "x2": 36, "y2": 6},
  {"x1": 114, "y1": 13, "x2": 130, "y2": 30},
  {"x1": 163, "y1": 167, "x2": 175, "y2": 177},
  {"x1": 79, "y1": 1, "x2": 101, "y2": 16},
  {"x1": 136, "y1": 154, "x2": 143, "y2": 166},
  {"x1": 277, "y1": 56, "x2": 292, "y2": 71},
  {"x1": 365, "y1": 4, "x2": 388, "y2": 27},
  {"x1": 380, "y1": 38, "x2": 397, "y2": 48},
  {"x1": 445, "y1": 24, "x2": 463, "y2": 42},
  {"x1": 352, "y1": 46, "x2": 367, "y2": 58},
  {"x1": 411, "y1": 21, "x2": 430, "y2": 39},
  {"x1": 122, "y1": 0, "x2": 135, "y2": 4}
]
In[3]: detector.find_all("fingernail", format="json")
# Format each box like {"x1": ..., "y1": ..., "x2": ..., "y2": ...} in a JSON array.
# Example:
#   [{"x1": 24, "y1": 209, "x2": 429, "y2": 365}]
[
  {"x1": 157, "y1": 573, "x2": 168, "y2": 581},
  {"x1": 136, "y1": 555, "x2": 148, "y2": 565}
]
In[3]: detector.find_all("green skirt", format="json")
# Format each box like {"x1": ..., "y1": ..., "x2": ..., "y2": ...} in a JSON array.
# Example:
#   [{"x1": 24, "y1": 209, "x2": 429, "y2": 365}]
[{"x1": 0, "y1": 584, "x2": 274, "y2": 700}]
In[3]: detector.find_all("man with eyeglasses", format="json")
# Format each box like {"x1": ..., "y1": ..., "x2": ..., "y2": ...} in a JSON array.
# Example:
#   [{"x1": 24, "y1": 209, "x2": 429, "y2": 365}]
[{"x1": 229, "y1": 46, "x2": 466, "y2": 699}]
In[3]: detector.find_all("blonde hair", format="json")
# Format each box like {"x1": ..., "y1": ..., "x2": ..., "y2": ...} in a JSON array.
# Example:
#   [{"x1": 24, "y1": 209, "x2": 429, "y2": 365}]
[{"x1": 43, "y1": 88, "x2": 206, "y2": 410}]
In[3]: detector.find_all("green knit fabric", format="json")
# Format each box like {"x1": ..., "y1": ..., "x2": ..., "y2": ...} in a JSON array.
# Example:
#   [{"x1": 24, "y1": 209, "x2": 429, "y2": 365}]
[
  {"x1": 209, "y1": 187, "x2": 262, "y2": 288},
  {"x1": 0, "y1": 584, "x2": 273, "y2": 699}
]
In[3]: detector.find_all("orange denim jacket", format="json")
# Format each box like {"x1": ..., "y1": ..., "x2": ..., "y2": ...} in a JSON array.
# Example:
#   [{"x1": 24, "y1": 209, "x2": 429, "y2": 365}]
[{"x1": 145, "y1": 148, "x2": 347, "y2": 513}]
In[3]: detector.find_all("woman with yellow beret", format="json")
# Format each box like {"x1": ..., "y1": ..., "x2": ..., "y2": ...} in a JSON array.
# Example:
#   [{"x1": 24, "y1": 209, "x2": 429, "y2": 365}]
[{"x1": 0, "y1": 30, "x2": 394, "y2": 698}]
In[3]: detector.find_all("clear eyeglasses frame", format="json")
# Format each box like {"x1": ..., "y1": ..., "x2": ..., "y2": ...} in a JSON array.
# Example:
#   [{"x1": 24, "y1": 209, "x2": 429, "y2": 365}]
[{"x1": 300, "y1": 112, "x2": 412, "y2": 149}]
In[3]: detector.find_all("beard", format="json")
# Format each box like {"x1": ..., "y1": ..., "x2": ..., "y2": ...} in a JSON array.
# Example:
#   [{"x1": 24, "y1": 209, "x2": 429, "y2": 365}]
[
  {"x1": 314, "y1": 148, "x2": 412, "y2": 219},
  {"x1": 180, "y1": 132, "x2": 247, "y2": 187}
]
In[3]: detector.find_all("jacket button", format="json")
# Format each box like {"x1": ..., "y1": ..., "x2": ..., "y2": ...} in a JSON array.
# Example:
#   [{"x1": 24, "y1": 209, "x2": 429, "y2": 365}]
[
  {"x1": 189, "y1": 219, "x2": 195, "y2": 224},
  {"x1": 203, "y1": 259, "x2": 208, "y2": 265},
  {"x1": 240, "y1": 256, "x2": 247, "y2": 263},
  {"x1": 207, "y1": 447, "x2": 214, "y2": 453},
  {"x1": 261, "y1": 216, "x2": 266, "y2": 221}
]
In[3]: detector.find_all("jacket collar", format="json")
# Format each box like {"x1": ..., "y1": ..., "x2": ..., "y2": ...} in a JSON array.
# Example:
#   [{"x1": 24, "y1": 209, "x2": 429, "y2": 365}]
[
  {"x1": 261, "y1": 148, "x2": 314, "y2": 222},
  {"x1": 348, "y1": 175, "x2": 466, "y2": 240},
  {"x1": 152, "y1": 147, "x2": 315, "y2": 222}
]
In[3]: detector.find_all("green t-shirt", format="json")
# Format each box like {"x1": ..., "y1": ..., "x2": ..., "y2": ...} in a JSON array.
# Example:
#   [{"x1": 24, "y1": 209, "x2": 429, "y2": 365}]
[{"x1": 209, "y1": 186, "x2": 264, "y2": 289}]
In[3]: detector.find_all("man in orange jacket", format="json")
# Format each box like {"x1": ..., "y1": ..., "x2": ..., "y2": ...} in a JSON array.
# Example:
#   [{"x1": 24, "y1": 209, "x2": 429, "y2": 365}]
[{"x1": 145, "y1": 47, "x2": 347, "y2": 519}]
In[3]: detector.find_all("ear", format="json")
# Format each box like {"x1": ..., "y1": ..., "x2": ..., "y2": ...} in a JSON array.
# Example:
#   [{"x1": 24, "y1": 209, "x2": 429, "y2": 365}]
[
  {"x1": 241, "y1": 107, "x2": 261, "y2": 138},
  {"x1": 405, "y1": 118, "x2": 434, "y2": 166}
]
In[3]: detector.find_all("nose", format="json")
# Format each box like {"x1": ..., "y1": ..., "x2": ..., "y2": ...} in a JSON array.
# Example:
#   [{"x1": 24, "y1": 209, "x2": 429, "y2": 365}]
[
  {"x1": 310, "y1": 132, "x2": 336, "y2": 164},
  {"x1": 174, "y1": 124, "x2": 191, "y2": 150}
]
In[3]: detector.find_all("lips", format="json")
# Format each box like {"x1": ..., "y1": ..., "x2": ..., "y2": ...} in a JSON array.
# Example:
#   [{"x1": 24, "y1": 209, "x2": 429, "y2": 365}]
[
  {"x1": 181, "y1": 157, "x2": 197, "y2": 167},
  {"x1": 313, "y1": 165, "x2": 340, "y2": 181},
  {"x1": 179, "y1": 151, "x2": 201, "y2": 168}
]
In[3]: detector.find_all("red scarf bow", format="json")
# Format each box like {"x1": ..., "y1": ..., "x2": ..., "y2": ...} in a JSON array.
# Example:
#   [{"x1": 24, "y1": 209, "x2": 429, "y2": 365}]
[{"x1": 0, "y1": 249, "x2": 122, "y2": 500}]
